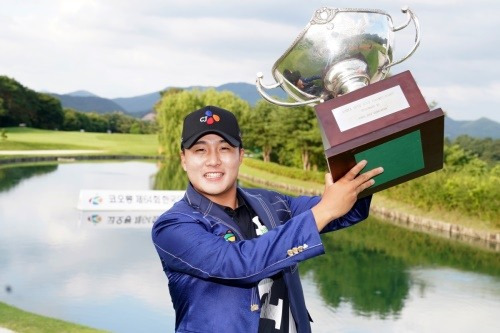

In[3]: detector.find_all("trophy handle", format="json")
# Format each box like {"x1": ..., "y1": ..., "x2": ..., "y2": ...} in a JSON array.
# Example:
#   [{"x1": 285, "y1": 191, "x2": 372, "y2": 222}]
[
  {"x1": 256, "y1": 72, "x2": 323, "y2": 107},
  {"x1": 383, "y1": 6, "x2": 421, "y2": 71}
]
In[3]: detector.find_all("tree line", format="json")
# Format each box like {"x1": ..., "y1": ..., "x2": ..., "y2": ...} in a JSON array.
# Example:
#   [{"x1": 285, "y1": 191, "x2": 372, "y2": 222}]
[
  {"x1": 0, "y1": 76, "x2": 156, "y2": 134},
  {"x1": 156, "y1": 88, "x2": 499, "y2": 170},
  {"x1": 156, "y1": 88, "x2": 326, "y2": 170}
]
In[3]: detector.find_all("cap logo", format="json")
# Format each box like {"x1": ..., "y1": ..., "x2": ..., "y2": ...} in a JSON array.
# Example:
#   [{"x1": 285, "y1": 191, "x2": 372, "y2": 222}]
[{"x1": 200, "y1": 110, "x2": 220, "y2": 125}]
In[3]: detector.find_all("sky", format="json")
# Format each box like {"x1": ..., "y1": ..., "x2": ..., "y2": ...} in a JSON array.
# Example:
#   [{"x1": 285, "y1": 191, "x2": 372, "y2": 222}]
[{"x1": 1, "y1": 0, "x2": 499, "y2": 121}]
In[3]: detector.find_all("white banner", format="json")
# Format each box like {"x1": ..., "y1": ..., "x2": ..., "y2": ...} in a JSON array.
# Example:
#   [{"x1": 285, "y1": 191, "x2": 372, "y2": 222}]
[
  {"x1": 79, "y1": 211, "x2": 163, "y2": 228},
  {"x1": 77, "y1": 190, "x2": 185, "y2": 211}
]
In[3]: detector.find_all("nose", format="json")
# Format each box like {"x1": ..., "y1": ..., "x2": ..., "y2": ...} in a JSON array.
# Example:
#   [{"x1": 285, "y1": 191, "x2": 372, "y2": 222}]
[{"x1": 205, "y1": 149, "x2": 221, "y2": 166}]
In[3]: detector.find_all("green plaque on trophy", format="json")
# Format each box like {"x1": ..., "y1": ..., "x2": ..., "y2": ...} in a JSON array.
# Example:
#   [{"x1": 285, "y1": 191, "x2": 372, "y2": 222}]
[{"x1": 354, "y1": 130, "x2": 425, "y2": 187}]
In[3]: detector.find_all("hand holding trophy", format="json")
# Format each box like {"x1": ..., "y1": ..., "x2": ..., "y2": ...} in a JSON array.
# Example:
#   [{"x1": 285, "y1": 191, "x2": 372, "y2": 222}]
[{"x1": 256, "y1": 6, "x2": 444, "y2": 197}]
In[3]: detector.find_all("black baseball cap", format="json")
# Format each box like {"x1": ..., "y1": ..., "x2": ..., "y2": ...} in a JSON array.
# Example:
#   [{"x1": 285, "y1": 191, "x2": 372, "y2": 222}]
[{"x1": 181, "y1": 106, "x2": 242, "y2": 149}]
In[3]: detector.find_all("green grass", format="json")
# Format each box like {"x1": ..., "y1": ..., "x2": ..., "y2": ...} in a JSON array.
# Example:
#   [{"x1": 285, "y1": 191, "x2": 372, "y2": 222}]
[
  {"x1": 0, "y1": 127, "x2": 159, "y2": 156},
  {"x1": 371, "y1": 194, "x2": 498, "y2": 232},
  {"x1": 0, "y1": 302, "x2": 108, "y2": 333},
  {"x1": 240, "y1": 158, "x2": 499, "y2": 234},
  {"x1": 239, "y1": 162, "x2": 324, "y2": 193}
]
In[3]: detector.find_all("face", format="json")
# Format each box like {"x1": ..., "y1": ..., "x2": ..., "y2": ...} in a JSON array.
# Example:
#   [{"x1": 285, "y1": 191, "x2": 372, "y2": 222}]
[{"x1": 181, "y1": 133, "x2": 244, "y2": 207}]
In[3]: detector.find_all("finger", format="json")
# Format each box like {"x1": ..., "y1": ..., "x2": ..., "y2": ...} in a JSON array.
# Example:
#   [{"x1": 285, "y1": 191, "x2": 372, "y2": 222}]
[
  {"x1": 354, "y1": 166, "x2": 384, "y2": 185},
  {"x1": 344, "y1": 160, "x2": 368, "y2": 180},
  {"x1": 325, "y1": 173, "x2": 334, "y2": 186},
  {"x1": 356, "y1": 178, "x2": 376, "y2": 194}
]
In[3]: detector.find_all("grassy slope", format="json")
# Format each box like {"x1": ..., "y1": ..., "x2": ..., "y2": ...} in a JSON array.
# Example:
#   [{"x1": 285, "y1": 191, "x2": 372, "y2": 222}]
[
  {"x1": 0, "y1": 127, "x2": 158, "y2": 156},
  {"x1": 240, "y1": 161, "x2": 499, "y2": 234},
  {"x1": 0, "y1": 302, "x2": 107, "y2": 333}
]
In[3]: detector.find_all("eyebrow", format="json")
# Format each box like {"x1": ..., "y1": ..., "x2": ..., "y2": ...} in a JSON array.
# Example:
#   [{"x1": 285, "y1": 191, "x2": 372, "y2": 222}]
[{"x1": 192, "y1": 139, "x2": 228, "y2": 146}]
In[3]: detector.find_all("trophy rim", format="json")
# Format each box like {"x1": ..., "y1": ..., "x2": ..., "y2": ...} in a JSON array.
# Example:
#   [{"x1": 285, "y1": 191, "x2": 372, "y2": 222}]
[{"x1": 271, "y1": 7, "x2": 394, "y2": 87}]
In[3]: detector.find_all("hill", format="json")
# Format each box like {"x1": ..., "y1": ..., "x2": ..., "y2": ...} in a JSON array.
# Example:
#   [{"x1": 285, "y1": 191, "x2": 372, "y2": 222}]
[
  {"x1": 46, "y1": 83, "x2": 500, "y2": 139},
  {"x1": 445, "y1": 117, "x2": 500, "y2": 139},
  {"x1": 65, "y1": 90, "x2": 99, "y2": 97},
  {"x1": 113, "y1": 91, "x2": 160, "y2": 116},
  {"x1": 51, "y1": 82, "x2": 287, "y2": 117},
  {"x1": 215, "y1": 82, "x2": 287, "y2": 105},
  {"x1": 50, "y1": 93, "x2": 127, "y2": 114}
]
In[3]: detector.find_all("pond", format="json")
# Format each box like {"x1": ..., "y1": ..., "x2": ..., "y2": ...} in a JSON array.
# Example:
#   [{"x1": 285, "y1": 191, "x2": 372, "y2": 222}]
[{"x1": 0, "y1": 161, "x2": 499, "y2": 332}]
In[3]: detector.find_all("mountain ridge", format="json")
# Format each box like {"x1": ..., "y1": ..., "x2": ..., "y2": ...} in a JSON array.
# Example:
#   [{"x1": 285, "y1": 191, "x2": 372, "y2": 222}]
[{"x1": 48, "y1": 83, "x2": 499, "y2": 139}]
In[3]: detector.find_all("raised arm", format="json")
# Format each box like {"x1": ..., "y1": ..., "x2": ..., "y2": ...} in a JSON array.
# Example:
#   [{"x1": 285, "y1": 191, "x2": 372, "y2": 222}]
[
  {"x1": 311, "y1": 160, "x2": 383, "y2": 231},
  {"x1": 152, "y1": 209, "x2": 324, "y2": 285}
]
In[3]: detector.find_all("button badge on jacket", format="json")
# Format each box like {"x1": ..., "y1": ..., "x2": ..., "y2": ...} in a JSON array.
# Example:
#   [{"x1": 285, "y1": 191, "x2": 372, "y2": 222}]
[
  {"x1": 224, "y1": 230, "x2": 236, "y2": 242},
  {"x1": 252, "y1": 216, "x2": 268, "y2": 236}
]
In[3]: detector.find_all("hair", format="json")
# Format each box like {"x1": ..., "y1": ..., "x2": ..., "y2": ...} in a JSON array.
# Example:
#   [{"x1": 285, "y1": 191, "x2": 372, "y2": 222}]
[{"x1": 283, "y1": 69, "x2": 301, "y2": 85}]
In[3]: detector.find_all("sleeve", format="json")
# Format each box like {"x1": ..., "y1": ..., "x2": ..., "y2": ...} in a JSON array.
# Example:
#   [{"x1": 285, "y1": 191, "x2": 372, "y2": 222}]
[
  {"x1": 302, "y1": 75, "x2": 322, "y2": 83},
  {"x1": 152, "y1": 210, "x2": 325, "y2": 285},
  {"x1": 285, "y1": 193, "x2": 373, "y2": 233},
  {"x1": 321, "y1": 195, "x2": 372, "y2": 233}
]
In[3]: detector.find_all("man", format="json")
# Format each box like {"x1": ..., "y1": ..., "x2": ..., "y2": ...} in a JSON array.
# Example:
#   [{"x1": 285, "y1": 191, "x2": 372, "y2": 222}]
[
  {"x1": 152, "y1": 105, "x2": 383, "y2": 333},
  {"x1": 283, "y1": 69, "x2": 322, "y2": 96}
]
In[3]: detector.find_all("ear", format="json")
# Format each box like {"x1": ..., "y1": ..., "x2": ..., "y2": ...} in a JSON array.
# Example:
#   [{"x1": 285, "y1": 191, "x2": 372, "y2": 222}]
[
  {"x1": 180, "y1": 150, "x2": 187, "y2": 172},
  {"x1": 239, "y1": 148, "x2": 244, "y2": 164}
]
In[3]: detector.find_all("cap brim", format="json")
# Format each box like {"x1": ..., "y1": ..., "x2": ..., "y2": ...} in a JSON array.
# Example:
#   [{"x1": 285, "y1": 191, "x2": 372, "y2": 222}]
[{"x1": 182, "y1": 130, "x2": 240, "y2": 149}]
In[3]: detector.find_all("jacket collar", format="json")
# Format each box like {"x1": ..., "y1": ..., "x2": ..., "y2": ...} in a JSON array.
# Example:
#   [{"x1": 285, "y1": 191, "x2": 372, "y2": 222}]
[
  {"x1": 183, "y1": 183, "x2": 276, "y2": 233},
  {"x1": 184, "y1": 183, "x2": 227, "y2": 221},
  {"x1": 238, "y1": 188, "x2": 277, "y2": 231}
]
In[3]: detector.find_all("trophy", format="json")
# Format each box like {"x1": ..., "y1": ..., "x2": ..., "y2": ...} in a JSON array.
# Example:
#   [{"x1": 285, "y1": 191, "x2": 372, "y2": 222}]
[{"x1": 256, "y1": 7, "x2": 444, "y2": 197}]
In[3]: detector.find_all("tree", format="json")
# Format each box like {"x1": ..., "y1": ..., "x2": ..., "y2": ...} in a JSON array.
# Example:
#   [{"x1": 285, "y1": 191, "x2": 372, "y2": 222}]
[
  {"x1": 242, "y1": 101, "x2": 281, "y2": 162},
  {"x1": 62, "y1": 109, "x2": 81, "y2": 130},
  {"x1": 0, "y1": 76, "x2": 39, "y2": 126},
  {"x1": 35, "y1": 93, "x2": 64, "y2": 129},
  {"x1": 453, "y1": 135, "x2": 500, "y2": 165},
  {"x1": 0, "y1": 97, "x2": 6, "y2": 117},
  {"x1": 275, "y1": 105, "x2": 324, "y2": 170},
  {"x1": 156, "y1": 89, "x2": 250, "y2": 157}
]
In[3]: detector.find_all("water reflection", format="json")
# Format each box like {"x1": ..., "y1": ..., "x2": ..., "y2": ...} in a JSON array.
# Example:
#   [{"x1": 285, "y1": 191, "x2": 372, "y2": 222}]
[
  {"x1": 301, "y1": 215, "x2": 500, "y2": 320},
  {"x1": 0, "y1": 163, "x2": 58, "y2": 192},
  {"x1": 153, "y1": 157, "x2": 187, "y2": 190},
  {"x1": 0, "y1": 161, "x2": 175, "y2": 332},
  {"x1": 0, "y1": 161, "x2": 498, "y2": 333},
  {"x1": 301, "y1": 243, "x2": 411, "y2": 318}
]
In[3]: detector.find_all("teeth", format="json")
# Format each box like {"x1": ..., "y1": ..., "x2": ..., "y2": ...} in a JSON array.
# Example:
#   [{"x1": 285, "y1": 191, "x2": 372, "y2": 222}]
[{"x1": 205, "y1": 172, "x2": 223, "y2": 179}]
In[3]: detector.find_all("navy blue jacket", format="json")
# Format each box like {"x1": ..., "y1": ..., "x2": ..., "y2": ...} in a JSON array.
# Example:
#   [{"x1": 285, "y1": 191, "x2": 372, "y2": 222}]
[{"x1": 152, "y1": 183, "x2": 371, "y2": 332}]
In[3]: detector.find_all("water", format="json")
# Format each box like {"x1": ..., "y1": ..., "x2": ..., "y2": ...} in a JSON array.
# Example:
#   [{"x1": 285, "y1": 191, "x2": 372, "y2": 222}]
[{"x1": 0, "y1": 162, "x2": 499, "y2": 332}]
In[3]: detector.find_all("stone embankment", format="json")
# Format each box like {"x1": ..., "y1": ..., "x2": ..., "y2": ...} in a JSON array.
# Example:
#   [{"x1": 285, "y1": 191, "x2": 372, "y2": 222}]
[
  {"x1": 238, "y1": 173, "x2": 500, "y2": 251},
  {"x1": 370, "y1": 206, "x2": 500, "y2": 251}
]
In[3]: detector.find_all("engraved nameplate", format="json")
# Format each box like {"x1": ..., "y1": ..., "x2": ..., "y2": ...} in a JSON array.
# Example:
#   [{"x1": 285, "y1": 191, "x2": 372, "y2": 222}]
[{"x1": 332, "y1": 85, "x2": 410, "y2": 132}]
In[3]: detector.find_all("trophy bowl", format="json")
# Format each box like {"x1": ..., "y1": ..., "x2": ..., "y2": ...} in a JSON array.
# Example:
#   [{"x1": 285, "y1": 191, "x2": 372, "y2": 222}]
[{"x1": 256, "y1": 7, "x2": 420, "y2": 106}]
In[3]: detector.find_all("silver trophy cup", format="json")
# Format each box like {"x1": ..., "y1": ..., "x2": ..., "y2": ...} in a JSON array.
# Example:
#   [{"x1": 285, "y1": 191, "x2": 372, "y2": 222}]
[{"x1": 256, "y1": 7, "x2": 420, "y2": 106}]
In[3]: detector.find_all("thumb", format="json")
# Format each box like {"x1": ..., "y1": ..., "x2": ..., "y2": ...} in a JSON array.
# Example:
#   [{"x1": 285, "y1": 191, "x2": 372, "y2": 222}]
[{"x1": 324, "y1": 173, "x2": 334, "y2": 187}]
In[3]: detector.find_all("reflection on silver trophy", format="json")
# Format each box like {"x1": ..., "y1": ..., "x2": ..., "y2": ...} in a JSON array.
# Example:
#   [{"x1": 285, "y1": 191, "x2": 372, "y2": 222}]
[{"x1": 256, "y1": 7, "x2": 420, "y2": 106}]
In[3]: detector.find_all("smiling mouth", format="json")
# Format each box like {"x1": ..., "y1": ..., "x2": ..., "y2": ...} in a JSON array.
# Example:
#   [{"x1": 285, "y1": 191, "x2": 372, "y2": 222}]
[{"x1": 204, "y1": 172, "x2": 224, "y2": 179}]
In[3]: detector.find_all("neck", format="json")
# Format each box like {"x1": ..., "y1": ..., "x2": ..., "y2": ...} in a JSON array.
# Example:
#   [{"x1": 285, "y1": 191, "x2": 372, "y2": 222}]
[{"x1": 195, "y1": 184, "x2": 239, "y2": 209}]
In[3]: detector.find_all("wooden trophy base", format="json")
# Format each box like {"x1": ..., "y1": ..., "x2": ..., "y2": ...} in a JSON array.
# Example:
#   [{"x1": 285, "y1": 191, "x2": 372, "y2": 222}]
[{"x1": 315, "y1": 71, "x2": 444, "y2": 197}]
